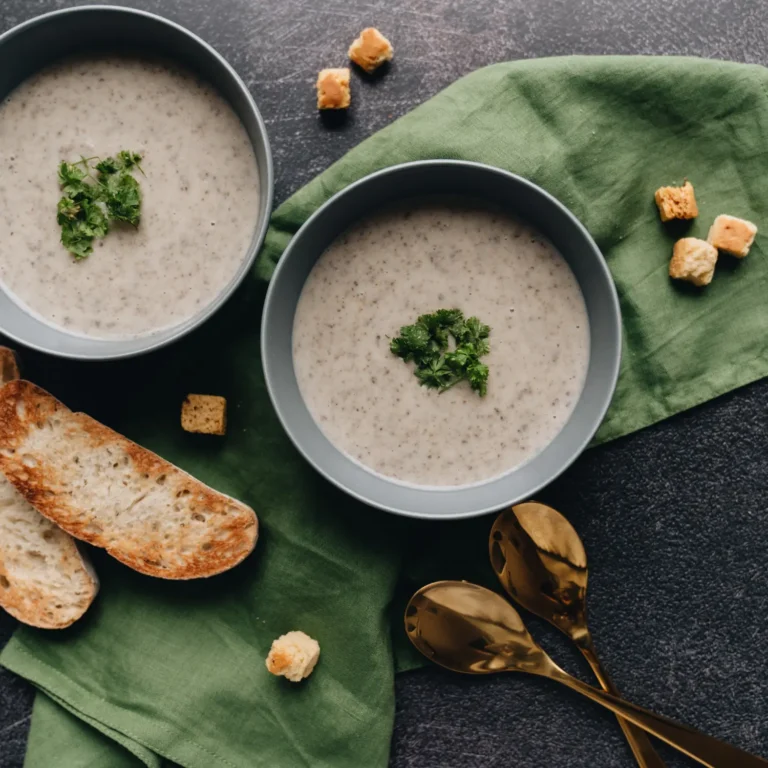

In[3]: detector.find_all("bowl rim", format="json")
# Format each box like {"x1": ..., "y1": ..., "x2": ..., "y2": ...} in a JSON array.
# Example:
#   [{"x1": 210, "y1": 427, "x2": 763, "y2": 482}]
[
  {"x1": 0, "y1": 5, "x2": 274, "y2": 361},
  {"x1": 262, "y1": 159, "x2": 622, "y2": 520}
]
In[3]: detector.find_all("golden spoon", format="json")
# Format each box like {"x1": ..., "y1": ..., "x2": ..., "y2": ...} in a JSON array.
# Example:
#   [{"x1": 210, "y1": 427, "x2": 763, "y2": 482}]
[
  {"x1": 490, "y1": 502, "x2": 665, "y2": 767},
  {"x1": 405, "y1": 580, "x2": 768, "y2": 768}
]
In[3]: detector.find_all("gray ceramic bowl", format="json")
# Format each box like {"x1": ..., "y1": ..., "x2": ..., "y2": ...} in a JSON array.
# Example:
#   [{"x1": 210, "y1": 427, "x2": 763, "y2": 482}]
[
  {"x1": 0, "y1": 6, "x2": 273, "y2": 360},
  {"x1": 262, "y1": 161, "x2": 621, "y2": 520}
]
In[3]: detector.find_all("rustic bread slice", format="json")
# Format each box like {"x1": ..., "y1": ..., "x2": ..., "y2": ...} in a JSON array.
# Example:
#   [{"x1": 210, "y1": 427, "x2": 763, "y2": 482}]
[
  {"x1": 0, "y1": 352, "x2": 98, "y2": 628},
  {"x1": 0, "y1": 381, "x2": 258, "y2": 579},
  {"x1": 0, "y1": 478, "x2": 98, "y2": 628}
]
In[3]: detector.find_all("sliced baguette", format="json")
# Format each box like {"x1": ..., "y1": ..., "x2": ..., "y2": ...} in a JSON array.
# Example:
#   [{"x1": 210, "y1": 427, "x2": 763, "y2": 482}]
[
  {"x1": 0, "y1": 351, "x2": 98, "y2": 628},
  {"x1": 0, "y1": 381, "x2": 258, "y2": 580},
  {"x1": 0, "y1": 478, "x2": 98, "y2": 628}
]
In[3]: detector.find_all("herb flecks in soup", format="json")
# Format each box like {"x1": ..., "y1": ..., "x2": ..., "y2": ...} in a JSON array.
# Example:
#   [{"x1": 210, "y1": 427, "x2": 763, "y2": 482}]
[
  {"x1": 293, "y1": 203, "x2": 590, "y2": 488},
  {"x1": 390, "y1": 308, "x2": 491, "y2": 396},
  {"x1": 0, "y1": 56, "x2": 260, "y2": 339}
]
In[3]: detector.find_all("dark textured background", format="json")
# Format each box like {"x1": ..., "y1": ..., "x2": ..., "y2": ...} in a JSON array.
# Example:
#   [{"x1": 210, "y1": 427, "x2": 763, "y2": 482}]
[{"x1": 1, "y1": 1, "x2": 768, "y2": 766}]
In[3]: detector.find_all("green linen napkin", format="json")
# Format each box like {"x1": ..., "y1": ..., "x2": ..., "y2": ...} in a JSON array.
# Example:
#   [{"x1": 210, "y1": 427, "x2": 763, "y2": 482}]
[{"x1": 3, "y1": 55, "x2": 768, "y2": 768}]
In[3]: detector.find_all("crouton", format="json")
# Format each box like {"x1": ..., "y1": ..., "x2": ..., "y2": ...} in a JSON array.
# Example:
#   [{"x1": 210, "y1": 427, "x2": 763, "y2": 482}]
[
  {"x1": 669, "y1": 238, "x2": 718, "y2": 287},
  {"x1": 181, "y1": 394, "x2": 227, "y2": 436},
  {"x1": 655, "y1": 181, "x2": 698, "y2": 222},
  {"x1": 266, "y1": 631, "x2": 320, "y2": 682},
  {"x1": 316, "y1": 68, "x2": 351, "y2": 110},
  {"x1": 348, "y1": 28, "x2": 394, "y2": 73},
  {"x1": 707, "y1": 214, "x2": 757, "y2": 258}
]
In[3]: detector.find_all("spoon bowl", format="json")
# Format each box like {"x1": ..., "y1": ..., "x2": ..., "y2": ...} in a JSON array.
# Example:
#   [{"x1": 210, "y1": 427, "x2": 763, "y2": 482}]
[
  {"x1": 490, "y1": 502, "x2": 589, "y2": 640},
  {"x1": 405, "y1": 581, "x2": 547, "y2": 675}
]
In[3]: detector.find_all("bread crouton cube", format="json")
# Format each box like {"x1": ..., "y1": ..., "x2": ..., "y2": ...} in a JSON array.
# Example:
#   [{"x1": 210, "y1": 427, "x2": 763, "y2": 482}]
[
  {"x1": 266, "y1": 631, "x2": 320, "y2": 682},
  {"x1": 348, "y1": 27, "x2": 394, "y2": 73},
  {"x1": 654, "y1": 181, "x2": 698, "y2": 222},
  {"x1": 181, "y1": 394, "x2": 227, "y2": 436},
  {"x1": 669, "y1": 238, "x2": 718, "y2": 287},
  {"x1": 707, "y1": 214, "x2": 757, "y2": 258},
  {"x1": 0, "y1": 347, "x2": 20, "y2": 386},
  {"x1": 316, "y1": 68, "x2": 351, "y2": 110}
]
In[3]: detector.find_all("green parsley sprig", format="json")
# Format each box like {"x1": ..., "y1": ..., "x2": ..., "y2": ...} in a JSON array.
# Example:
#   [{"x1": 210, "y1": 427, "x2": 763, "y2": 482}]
[
  {"x1": 390, "y1": 308, "x2": 491, "y2": 396},
  {"x1": 56, "y1": 151, "x2": 144, "y2": 260}
]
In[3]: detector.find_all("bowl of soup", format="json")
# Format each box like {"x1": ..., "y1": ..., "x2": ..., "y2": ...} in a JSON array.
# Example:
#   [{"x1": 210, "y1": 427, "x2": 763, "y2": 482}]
[
  {"x1": 262, "y1": 161, "x2": 621, "y2": 519},
  {"x1": 0, "y1": 6, "x2": 272, "y2": 359}
]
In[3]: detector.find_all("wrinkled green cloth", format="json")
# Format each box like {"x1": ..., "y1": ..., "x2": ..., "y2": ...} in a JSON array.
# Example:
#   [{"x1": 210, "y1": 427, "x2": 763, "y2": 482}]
[{"x1": 3, "y1": 55, "x2": 768, "y2": 768}]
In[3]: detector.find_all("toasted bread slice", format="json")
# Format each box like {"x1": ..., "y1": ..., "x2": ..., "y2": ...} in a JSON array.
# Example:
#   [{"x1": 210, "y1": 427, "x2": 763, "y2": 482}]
[
  {"x1": 0, "y1": 381, "x2": 258, "y2": 579},
  {"x1": 0, "y1": 352, "x2": 98, "y2": 628},
  {"x1": 0, "y1": 479, "x2": 98, "y2": 628}
]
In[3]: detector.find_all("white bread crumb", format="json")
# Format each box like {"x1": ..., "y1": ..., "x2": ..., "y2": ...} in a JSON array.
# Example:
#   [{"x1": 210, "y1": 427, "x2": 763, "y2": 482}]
[
  {"x1": 669, "y1": 238, "x2": 718, "y2": 287},
  {"x1": 707, "y1": 214, "x2": 757, "y2": 258},
  {"x1": 266, "y1": 630, "x2": 320, "y2": 682}
]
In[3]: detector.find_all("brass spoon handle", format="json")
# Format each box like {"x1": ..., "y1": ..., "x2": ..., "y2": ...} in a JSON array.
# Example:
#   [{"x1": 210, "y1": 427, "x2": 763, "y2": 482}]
[
  {"x1": 546, "y1": 666, "x2": 768, "y2": 768},
  {"x1": 578, "y1": 637, "x2": 667, "y2": 768}
]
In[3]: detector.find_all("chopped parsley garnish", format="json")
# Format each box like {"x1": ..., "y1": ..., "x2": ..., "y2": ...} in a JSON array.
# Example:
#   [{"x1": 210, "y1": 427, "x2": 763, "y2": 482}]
[
  {"x1": 56, "y1": 151, "x2": 144, "y2": 260},
  {"x1": 390, "y1": 309, "x2": 491, "y2": 396}
]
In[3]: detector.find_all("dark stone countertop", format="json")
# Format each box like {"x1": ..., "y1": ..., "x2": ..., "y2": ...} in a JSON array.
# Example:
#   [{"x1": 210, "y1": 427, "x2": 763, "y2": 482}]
[{"x1": 1, "y1": 1, "x2": 768, "y2": 766}]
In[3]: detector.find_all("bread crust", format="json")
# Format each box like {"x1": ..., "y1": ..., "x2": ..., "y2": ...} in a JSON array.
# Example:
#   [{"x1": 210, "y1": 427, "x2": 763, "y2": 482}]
[
  {"x1": 0, "y1": 381, "x2": 258, "y2": 580},
  {"x1": 0, "y1": 347, "x2": 20, "y2": 383}
]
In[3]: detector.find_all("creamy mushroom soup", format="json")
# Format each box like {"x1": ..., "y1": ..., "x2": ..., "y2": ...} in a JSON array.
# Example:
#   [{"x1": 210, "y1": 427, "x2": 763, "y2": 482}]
[
  {"x1": 0, "y1": 56, "x2": 260, "y2": 339},
  {"x1": 292, "y1": 202, "x2": 591, "y2": 488}
]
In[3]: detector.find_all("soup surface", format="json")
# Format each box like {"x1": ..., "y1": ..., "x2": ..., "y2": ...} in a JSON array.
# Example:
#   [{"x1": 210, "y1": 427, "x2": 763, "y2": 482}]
[
  {"x1": 0, "y1": 56, "x2": 260, "y2": 339},
  {"x1": 293, "y1": 202, "x2": 591, "y2": 487}
]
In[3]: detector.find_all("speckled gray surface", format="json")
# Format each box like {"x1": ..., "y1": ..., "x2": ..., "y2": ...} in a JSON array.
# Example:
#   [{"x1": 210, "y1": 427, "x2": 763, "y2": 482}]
[{"x1": 1, "y1": 1, "x2": 768, "y2": 767}]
